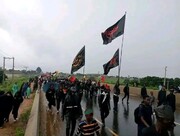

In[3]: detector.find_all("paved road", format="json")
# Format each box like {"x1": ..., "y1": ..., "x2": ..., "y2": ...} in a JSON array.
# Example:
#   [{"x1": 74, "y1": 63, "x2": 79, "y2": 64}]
[
  {"x1": 43, "y1": 91, "x2": 180, "y2": 136},
  {"x1": 80, "y1": 92, "x2": 180, "y2": 136}
]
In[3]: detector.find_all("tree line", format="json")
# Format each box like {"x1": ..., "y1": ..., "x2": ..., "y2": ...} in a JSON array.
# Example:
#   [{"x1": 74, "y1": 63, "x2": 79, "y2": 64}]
[{"x1": 125, "y1": 76, "x2": 180, "y2": 89}]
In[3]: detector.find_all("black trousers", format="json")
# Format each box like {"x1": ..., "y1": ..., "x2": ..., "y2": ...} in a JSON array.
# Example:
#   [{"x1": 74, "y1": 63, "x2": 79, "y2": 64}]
[
  {"x1": 100, "y1": 108, "x2": 109, "y2": 124},
  {"x1": 4, "y1": 108, "x2": 12, "y2": 122},
  {"x1": 113, "y1": 95, "x2": 119, "y2": 111},
  {"x1": 48, "y1": 99, "x2": 55, "y2": 109},
  {"x1": 65, "y1": 117, "x2": 76, "y2": 136},
  {"x1": 56, "y1": 99, "x2": 61, "y2": 111},
  {"x1": 0, "y1": 111, "x2": 5, "y2": 127},
  {"x1": 12, "y1": 104, "x2": 20, "y2": 120},
  {"x1": 122, "y1": 93, "x2": 129, "y2": 102}
]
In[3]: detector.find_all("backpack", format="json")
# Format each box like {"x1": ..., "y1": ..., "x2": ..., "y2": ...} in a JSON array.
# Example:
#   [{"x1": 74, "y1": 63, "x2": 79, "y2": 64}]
[{"x1": 134, "y1": 104, "x2": 143, "y2": 124}]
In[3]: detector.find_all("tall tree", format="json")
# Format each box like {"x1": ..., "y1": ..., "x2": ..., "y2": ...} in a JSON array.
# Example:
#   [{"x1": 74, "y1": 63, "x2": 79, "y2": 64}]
[{"x1": 36, "y1": 67, "x2": 42, "y2": 74}]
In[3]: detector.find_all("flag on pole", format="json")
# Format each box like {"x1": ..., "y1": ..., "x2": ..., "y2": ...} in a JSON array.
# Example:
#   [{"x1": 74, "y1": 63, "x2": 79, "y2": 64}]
[
  {"x1": 103, "y1": 49, "x2": 119, "y2": 75},
  {"x1": 101, "y1": 14, "x2": 126, "y2": 45},
  {"x1": 71, "y1": 46, "x2": 85, "y2": 74}
]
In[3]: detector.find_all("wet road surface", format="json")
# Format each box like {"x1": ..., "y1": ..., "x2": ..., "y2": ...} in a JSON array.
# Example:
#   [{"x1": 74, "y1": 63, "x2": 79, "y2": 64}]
[{"x1": 43, "y1": 91, "x2": 180, "y2": 136}]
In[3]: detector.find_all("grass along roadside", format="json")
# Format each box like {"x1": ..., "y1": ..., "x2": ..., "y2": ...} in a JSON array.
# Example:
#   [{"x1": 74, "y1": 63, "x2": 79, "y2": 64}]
[
  {"x1": 0, "y1": 76, "x2": 29, "y2": 92},
  {"x1": 15, "y1": 107, "x2": 32, "y2": 136}
]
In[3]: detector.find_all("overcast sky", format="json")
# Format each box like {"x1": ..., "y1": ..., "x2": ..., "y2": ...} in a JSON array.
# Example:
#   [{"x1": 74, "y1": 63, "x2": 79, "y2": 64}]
[{"x1": 0, "y1": 0, "x2": 179, "y2": 78}]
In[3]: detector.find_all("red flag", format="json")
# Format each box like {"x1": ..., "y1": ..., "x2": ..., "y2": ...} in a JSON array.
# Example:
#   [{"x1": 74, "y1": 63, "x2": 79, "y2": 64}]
[
  {"x1": 101, "y1": 14, "x2": 126, "y2": 44},
  {"x1": 103, "y1": 49, "x2": 119, "y2": 75},
  {"x1": 101, "y1": 75, "x2": 105, "y2": 83},
  {"x1": 69, "y1": 75, "x2": 76, "y2": 83}
]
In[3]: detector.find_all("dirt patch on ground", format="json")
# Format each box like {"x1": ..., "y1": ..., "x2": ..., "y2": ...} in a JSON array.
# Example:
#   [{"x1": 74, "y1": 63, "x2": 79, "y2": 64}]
[
  {"x1": 39, "y1": 90, "x2": 64, "y2": 136},
  {"x1": 0, "y1": 95, "x2": 34, "y2": 136}
]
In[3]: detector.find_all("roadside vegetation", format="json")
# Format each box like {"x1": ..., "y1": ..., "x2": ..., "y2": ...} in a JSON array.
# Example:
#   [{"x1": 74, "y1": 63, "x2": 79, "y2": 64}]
[
  {"x1": 0, "y1": 76, "x2": 29, "y2": 92},
  {"x1": 15, "y1": 107, "x2": 32, "y2": 136},
  {"x1": 0, "y1": 75, "x2": 35, "y2": 136}
]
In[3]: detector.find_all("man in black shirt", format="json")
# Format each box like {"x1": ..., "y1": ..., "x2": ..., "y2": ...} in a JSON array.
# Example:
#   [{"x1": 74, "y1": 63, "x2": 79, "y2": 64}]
[
  {"x1": 157, "y1": 85, "x2": 166, "y2": 106},
  {"x1": 141, "y1": 85, "x2": 147, "y2": 98},
  {"x1": 166, "y1": 87, "x2": 176, "y2": 136},
  {"x1": 142, "y1": 105, "x2": 175, "y2": 136},
  {"x1": 62, "y1": 86, "x2": 83, "y2": 136},
  {"x1": 122, "y1": 83, "x2": 129, "y2": 104},
  {"x1": 98, "y1": 87, "x2": 110, "y2": 127},
  {"x1": 138, "y1": 95, "x2": 152, "y2": 136},
  {"x1": 113, "y1": 82, "x2": 120, "y2": 112},
  {"x1": 166, "y1": 88, "x2": 176, "y2": 112},
  {"x1": 46, "y1": 84, "x2": 55, "y2": 111}
]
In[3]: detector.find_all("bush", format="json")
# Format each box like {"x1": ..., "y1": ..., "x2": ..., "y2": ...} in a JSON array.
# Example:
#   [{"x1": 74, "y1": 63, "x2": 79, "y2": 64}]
[
  {"x1": 15, "y1": 127, "x2": 24, "y2": 136},
  {"x1": 21, "y1": 108, "x2": 31, "y2": 124}
]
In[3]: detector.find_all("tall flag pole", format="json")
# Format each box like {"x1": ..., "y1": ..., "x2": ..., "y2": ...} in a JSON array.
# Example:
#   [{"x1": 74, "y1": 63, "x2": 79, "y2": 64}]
[
  {"x1": 101, "y1": 12, "x2": 126, "y2": 85},
  {"x1": 118, "y1": 12, "x2": 126, "y2": 85},
  {"x1": 101, "y1": 12, "x2": 126, "y2": 112},
  {"x1": 71, "y1": 46, "x2": 85, "y2": 74},
  {"x1": 83, "y1": 65, "x2": 85, "y2": 75}
]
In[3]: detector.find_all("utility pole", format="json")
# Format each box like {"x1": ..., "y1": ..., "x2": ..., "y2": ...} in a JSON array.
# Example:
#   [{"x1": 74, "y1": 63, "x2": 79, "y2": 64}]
[
  {"x1": 163, "y1": 66, "x2": 167, "y2": 87},
  {"x1": 2, "y1": 57, "x2": 5, "y2": 82},
  {"x1": 3, "y1": 57, "x2": 15, "y2": 81},
  {"x1": 12, "y1": 57, "x2": 15, "y2": 80}
]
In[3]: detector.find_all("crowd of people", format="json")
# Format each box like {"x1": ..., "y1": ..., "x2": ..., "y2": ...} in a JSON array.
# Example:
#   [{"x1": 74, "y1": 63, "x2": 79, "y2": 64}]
[
  {"x1": 138, "y1": 84, "x2": 176, "y2": 136},
  {"x1": 0, "y1": 80, "x2": 33, "y2": 129},
  {"x1": 0, "y1": 76, "x2": 177, "y2": 136},
  {"x1": 43, "y1": 78, "x2": 104, "y2": 136},
  {"x1": 42, "y1": 76, "x2": 177, "y2": 136}
]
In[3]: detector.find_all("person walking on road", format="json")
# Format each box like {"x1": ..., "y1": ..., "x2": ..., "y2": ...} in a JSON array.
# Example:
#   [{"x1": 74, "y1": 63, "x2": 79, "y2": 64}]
[
  {"x1": 113, "y1": 81, "x2": 120, "y2": 112},
  {"x1": 157, "y1": 85, "x2": 166, "y2": 106},
  {"x1": 46, "y1": 84, "x2": 56, "y2": 111},
  {"x1": 12, "y1": 91, "x2": 23, "y2": 122},
  {"x1": 56, "y1": 84, "x2": 63, "y2": 113},
  {"x1": 122, "y1": 83, "x2": 129, "y2": 104},
  {"x1": 166, "y1": 87, "x2": 176, "y2": 113},
  {"x1": 142, "y1": 105, "x2": 175, "y2": 136},
  {"x1": 75, "y1": 108, "x2": 100, "y2": 136},
  {"x1": 141, "y1": 85, "x2": 147, "y2": 98},
  {"x1": 98, "y1": 86, "x2": 110, "y2": 127},
  {"x1": 62, "y1": 86, "x2": 83, "y2": 136},
  {"x1": 137, "y1": 95, "x2": 153, "y2": 136},
  {"x1": 149, "y1": 91, "x2": 155, "y2": 106},
  {"x1": 166, "y1": 87, "x2": 176, "y2": 136}
]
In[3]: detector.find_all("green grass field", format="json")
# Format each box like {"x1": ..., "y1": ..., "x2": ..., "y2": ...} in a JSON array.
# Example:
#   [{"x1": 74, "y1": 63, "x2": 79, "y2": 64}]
[{"x1": 0, "y1": 76, "x2": 29, "y2": 92}]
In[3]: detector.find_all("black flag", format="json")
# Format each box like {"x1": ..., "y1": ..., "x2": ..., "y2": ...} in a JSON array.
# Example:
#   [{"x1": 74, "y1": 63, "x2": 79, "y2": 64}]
[
  {"x1": 103, "y1": 49, "x2": 119, "y2": 75},
  {"x1": 101, "y1": 14, "x2": 126, "y2": 45},
  {"x1": 71, "y1": 46, "x2": 85, "y2": 74}
]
